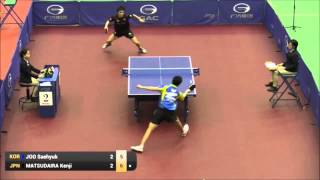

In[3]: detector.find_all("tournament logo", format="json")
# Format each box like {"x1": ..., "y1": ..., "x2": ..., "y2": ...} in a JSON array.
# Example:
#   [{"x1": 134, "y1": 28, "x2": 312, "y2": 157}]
[
  {"x1": 233, "y1": 3, "x2": 251, "y2": 14},
  {"x1": 140, "y1": 4, "x2": 157, "y2": 15},
  {"x1": 47, "y1": 5, "x2": 64, "y2": 15}
]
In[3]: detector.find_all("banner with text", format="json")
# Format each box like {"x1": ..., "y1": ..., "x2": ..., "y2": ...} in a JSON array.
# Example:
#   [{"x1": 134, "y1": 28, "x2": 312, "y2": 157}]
[
  {"x1": 124, "y1": 1, "x2": 173, "y2": 25},
  {"x1": 219, "y1": 0, "x2": 266, "y2": 24},
  {"x1": 33, "y1": 2, "x2": 79, "y2": 25}
]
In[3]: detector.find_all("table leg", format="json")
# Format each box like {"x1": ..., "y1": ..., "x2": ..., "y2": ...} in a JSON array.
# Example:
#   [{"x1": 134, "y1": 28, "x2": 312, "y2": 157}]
[
  {"x1": 134, "y1": 98, "x2": 140, "y2": 119},
  {"x1": 184, "y1": 97, "x2": 190, "y2": 123}
]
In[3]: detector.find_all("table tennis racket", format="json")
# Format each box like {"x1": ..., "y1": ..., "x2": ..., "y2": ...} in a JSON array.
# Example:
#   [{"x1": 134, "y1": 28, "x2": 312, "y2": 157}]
[{"x1": 189, "y1": 84, "x2": 196, "y2": 91}]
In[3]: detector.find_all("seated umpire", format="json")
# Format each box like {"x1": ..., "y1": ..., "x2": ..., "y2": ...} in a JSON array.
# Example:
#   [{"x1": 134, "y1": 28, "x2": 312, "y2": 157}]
[
  {"x1": 265, "y1": 39, "x2": 299, "y2": 92},
  {"x1": 20, "y1": 49, "x2": 44, "y2": 99}
]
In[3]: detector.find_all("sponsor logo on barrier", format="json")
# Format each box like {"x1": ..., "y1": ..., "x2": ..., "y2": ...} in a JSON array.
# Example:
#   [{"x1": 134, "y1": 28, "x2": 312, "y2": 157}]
[
  {"x1": 44, "y1": 5, "x2": 68, "y2": 23},
  {"x1": 277, "y1": 38, "x2": 281, "y2": 46},
  {"x1": 284, "y1": 34, "x2": 289, "y2": 53},
  {"x1": 231, "y1": 3, "x2": 253, "y2": 19},
  {"x1": 204, "y1": 13, "x2": 216, "y2": 21},
  {"x1": 140, "y1": 4, "x2": 159, "y2": 22},
  {"x1": 7, "y1": 73, "x2": 13, "y2": 98},
  {"x1": 18, "y1": 40, "x2": 22, "y2": 51},
  {"x1": 47, "y1": 5, "x2": 64, "y2": 15}
]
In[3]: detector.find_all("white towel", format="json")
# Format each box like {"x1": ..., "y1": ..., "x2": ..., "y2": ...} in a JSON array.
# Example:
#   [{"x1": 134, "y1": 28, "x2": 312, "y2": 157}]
[{"x1": 265, "y1": 61, "x2": 277, "y2": 70}]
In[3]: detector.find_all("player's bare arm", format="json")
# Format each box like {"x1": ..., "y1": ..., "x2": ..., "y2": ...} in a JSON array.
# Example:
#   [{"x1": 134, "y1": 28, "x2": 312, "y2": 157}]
[
  {"x1": 178, "y1": 85, "x2": 196, "y2": 101},
  {"x1": 104, "y1": 20, "x2": 110, "y2": 33},
  {"x1": 137, "y1": 84, "x2": 162, "y2": 91},
  {"x1": 132, "y1": 14, "x2": 145, "y2": 23}
]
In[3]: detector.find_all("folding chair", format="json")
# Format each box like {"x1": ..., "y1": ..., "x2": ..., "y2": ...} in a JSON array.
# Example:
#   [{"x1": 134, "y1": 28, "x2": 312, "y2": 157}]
[
  {"x1": 0, "y1": 0, "x2": 23, "y2": 28},
  {"x1": 18, "y1": 83, "x2": 38, "y2": 111},
  {"x1": 269, "y1": 72, "x2": 303, "y2": 108}
]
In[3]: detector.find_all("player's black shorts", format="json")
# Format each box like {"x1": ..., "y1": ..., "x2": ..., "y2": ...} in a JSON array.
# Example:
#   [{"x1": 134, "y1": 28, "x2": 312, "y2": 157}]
[
  {"x1": 151, "y1": 107, "x2": 177, "y2": 125},
  {"x1": 114, "y1": 30, "x2": 134, "y2": 39}
]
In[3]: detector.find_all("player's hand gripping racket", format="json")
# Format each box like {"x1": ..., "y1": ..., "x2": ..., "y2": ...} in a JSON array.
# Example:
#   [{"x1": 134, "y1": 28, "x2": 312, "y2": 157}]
[{"x1": 188, "y1": 84, "x2": 196, "y2": 91}]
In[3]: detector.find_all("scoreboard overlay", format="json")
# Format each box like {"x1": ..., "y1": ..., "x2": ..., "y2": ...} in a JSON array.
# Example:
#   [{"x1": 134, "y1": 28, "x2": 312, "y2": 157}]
[{"x1": 6, "y1": 151, "x2": 137, "y2": 172}]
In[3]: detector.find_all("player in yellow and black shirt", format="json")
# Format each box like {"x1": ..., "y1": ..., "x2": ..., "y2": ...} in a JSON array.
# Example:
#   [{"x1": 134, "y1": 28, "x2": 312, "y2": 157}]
[
  {"x1": 102, "y1": 6, "x2": 147, "y2": 54},
  {"x1": 131, "y1": 76, "x2": 196, "y2": 153}
]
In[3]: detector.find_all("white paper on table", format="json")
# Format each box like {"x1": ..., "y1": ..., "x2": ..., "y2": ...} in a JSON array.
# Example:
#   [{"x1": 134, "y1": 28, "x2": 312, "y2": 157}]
[
  {"x1": 265, "y1": 61, "x2": 277, "y2": 69},
  {"x1": 39, "y1": 82, "x2": 52, "y2": 86}
]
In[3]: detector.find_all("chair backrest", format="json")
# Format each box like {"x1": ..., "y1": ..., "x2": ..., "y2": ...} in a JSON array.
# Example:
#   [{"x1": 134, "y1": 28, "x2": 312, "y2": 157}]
[{"x1": 281, "y1": 72, "x2": 297, "y2": 78}]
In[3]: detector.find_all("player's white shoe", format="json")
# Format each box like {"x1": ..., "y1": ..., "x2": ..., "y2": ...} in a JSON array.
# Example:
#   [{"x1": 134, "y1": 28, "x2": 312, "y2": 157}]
[
  {"x1": 181, "y1": 124, "x2": 189, "y2": 137},
  {"x1": 102, "y1": 43, "x2": 111, "y2": 49},
  {"x1": 139, "y1": 48, "x2": 147, "y2": 54},
  {"x1": 131, "y1": 145, "x2": 144, "y2": 153}
]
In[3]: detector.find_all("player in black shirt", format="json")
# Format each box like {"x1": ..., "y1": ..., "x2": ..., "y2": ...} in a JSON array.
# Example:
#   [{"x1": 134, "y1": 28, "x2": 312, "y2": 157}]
[
  {"x1": 265, "y1": 39, "x2": 300, "y2": 92},
  {"x1": 102, "y1": 6, "x2": 147, "y2": 54}
]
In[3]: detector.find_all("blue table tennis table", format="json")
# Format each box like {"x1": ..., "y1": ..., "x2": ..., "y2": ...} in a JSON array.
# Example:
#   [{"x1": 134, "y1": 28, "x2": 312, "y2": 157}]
[{"x1": 122, "y1": 56, "x2": 200, "y2": 122}]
